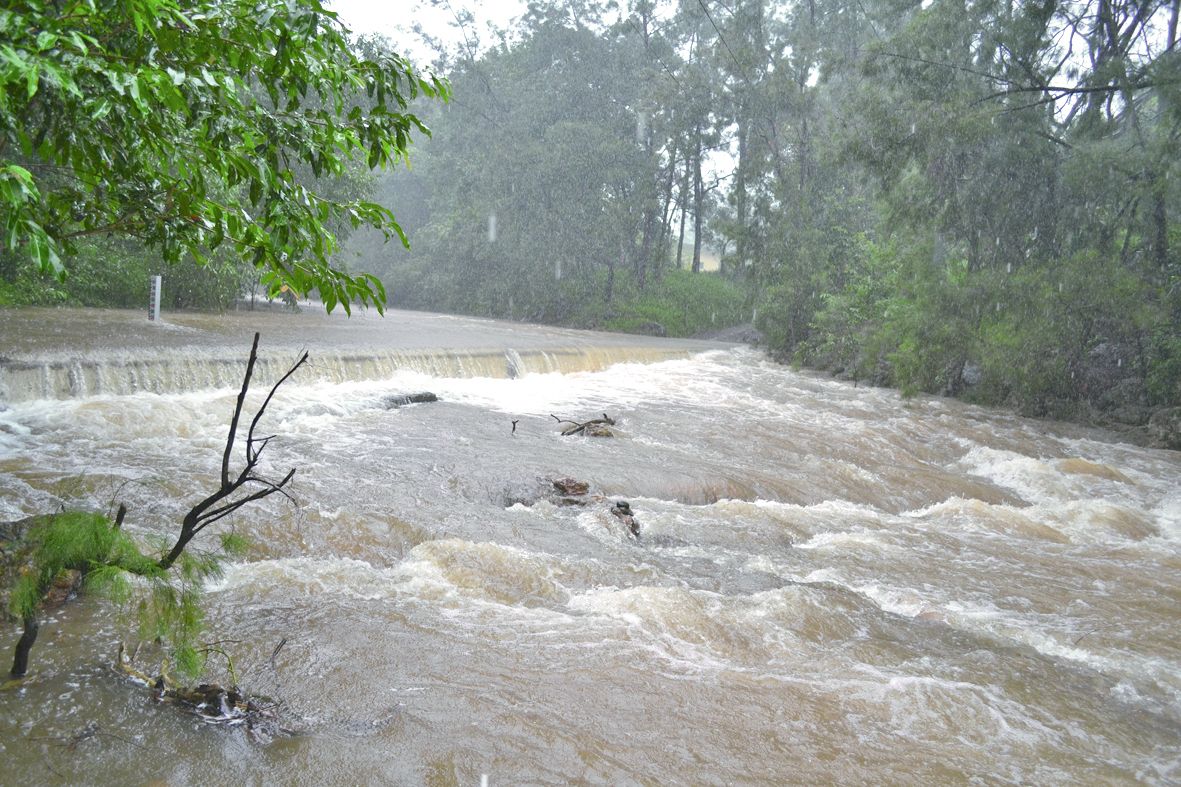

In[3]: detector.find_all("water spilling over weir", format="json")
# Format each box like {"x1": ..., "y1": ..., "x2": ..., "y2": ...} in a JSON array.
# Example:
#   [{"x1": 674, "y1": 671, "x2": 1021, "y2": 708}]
[
  {"x1": 0, "y1": 308, "x2": 711, "y2": 400},
  {"x1": 1, "y1": 308, "x2": 1179, "y2": 784}
]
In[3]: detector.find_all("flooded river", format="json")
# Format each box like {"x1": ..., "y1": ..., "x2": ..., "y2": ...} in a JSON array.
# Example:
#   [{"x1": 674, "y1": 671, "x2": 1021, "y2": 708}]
[{"x1": 1, "y1": 308, "x2": 1179, "y2": 784}]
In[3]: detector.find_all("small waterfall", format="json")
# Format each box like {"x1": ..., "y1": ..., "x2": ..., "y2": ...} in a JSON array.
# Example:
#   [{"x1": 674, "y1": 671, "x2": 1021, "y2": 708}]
[
  {"x1": 504, "y1": 348, "x2": 526, "y2": 379},
  {"x1": 0, "y1": 345, "x2": 698, "y2": 402}
]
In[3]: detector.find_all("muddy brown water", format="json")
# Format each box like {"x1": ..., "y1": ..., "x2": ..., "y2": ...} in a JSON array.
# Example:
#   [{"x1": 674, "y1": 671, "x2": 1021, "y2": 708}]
[{"x1": 1, "y1": 307, "x2": 1178, "y2": 784}]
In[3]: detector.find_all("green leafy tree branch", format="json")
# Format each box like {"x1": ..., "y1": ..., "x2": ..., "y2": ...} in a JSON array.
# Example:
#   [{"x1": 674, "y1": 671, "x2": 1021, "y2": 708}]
[{"x1": 0, "y1": 0, "x2": 448, "y2": 312}]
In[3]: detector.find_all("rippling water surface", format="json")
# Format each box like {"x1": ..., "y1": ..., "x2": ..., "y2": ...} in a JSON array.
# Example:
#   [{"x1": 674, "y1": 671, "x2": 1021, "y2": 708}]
[{"x1": 1, "y1": 310, "x2": 1179, "y2": 784}]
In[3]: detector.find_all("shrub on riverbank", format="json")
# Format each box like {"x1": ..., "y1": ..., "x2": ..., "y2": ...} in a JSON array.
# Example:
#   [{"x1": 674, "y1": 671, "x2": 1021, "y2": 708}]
[
  {"x1": 596, "y1": 270, "x2": 747, "y2": 337},
  {"x1": 393, "y1": 265, "x2": 747, "y2": 339},
  {"x1": 773, "y1": 238, "x2": 1180, "y2": 443},
  {"x1": 1, "y1": 240, "x2": 245, "y2": 311}
]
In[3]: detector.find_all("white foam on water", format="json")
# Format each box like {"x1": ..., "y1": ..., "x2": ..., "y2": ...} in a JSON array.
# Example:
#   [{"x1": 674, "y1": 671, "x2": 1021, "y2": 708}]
[
  {"x1": 794, "y1": 569, "x2": 935, "y2": 619},
  {"x1": 903, "y1": 497, "x2": 1064, "y2": 544},
  {"x1": 1152, "y1": 491, "x2": 1181, "y2": 542},
  {"x1": 573, "y1": 508, "x2": 639, "y2": 545},
  {"x1": 367, "y1": 351, "x2": 736, "y2": 418},
  {"x1": 0, "y1": 419, "x2": 30, "y2": 458},
  {"x1": 836, "y1": 666, "x2": 1066, "y2": 749},
  {"x1": 955, "y1": 446, "x2": 1075, "y2": 503},
  {"x1": 205, "y1": 555, "x2": 403, "y2": 601},
  {"x1": 1038, "y1": 499, "x2": 1160, "y2": 543},
  {"x1": 206, "y1": 545, "x2": 583, "y2": 633},
  {"x1": 767, "y1": 563, "x2": 1181, "y2": 714},
  {"x1": 741, "y1": 555, "x2": 778, "y2": 575},
  {"x1": 794, "y1": 529, "x2": 898, "y2": 553},
  {"x1": 691, "y1": 498, "x2": 886, "y2": 541},
  {"x1": 565, "y1": 584, "x2": 761, "y2": 675}
]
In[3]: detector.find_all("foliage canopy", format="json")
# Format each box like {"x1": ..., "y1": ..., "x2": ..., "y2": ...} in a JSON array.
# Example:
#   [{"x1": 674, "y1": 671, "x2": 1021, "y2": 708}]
[
  {"x1": 0, "y1": 0, "x2": 447, "y2": 312},
  {"x1": 361, "y1": 0, "x2": 1179, "y2": 419}
]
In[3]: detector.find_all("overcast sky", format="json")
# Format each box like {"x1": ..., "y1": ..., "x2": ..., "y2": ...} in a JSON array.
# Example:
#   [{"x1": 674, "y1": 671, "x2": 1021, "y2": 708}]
[{"x1": 331, "y1": 0, "x2": 527, "y2": 64}]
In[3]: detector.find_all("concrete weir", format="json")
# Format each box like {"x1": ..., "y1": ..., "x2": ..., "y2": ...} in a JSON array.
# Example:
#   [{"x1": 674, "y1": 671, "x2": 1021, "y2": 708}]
[{"x1": 0, "y1": 307, "x2": 733, "y2": 401}]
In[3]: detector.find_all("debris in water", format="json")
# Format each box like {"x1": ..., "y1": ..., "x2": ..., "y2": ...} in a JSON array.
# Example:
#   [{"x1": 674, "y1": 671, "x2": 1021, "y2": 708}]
[
  {"x1": 116, "y1": 645, "x2": 297, "y2": 743},
  {"x1": 552, "y1": 477, "x2": 590, "y2": 497},
  {"x1": 381, "y1": 392, "x2": 440, "y2": 409},
  {"x1": 611, "y1": 501, "x2": 640, "y2": 539},
  {"x1": 550, "y1": 412, "x2": 617, "y2": 437}
]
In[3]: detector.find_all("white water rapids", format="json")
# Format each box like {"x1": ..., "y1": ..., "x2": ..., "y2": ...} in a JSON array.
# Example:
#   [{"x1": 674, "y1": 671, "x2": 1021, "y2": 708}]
[{"x1": 0, "y1": 308, "x2": 1178, "y2": 784}]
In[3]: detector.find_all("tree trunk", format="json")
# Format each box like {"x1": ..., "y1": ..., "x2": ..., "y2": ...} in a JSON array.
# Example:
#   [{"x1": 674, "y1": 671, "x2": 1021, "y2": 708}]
[
  {"x1": 1169, "y1": 0, "x2": 1179, "y2": 50},
  {"x1": 692, "y1": 124, "x2": 704, "y2": 273},
  {"x1": 637, "y1": 206, "x2": 655, "y2": 290},
  {"x1": 605, "y1": 242, "x2": 619, "y2": 304},
  {"x1": 735, "y1": 119, "x2": 748, "y2": 269},
  {"x1": 1153, "y1": 185, "x2": 1169, "y2": 271},
  {"x1": 10, "y1": 615, "x2": 38, "y2": 677},
  {"x1": 657, "y1": 144, "x2": 680, "y2": 277},
  {"x1": 676, "y1": 153, "x2": 690, "y2": 270}
]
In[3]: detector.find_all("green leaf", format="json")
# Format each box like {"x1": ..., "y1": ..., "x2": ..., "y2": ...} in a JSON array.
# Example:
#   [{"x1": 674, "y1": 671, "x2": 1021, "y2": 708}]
[
  {"x1": 0, "y1": 44, "x2": 27, "y2": 70},
  {"x1": 68, "y1": 31, "x2": 90, "y2": 55}
]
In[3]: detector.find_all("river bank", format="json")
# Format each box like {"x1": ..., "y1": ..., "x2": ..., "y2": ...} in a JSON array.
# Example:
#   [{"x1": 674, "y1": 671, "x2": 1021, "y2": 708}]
[{"x1": 701, "y1": 322, "x2": 1180, "y2": 452}]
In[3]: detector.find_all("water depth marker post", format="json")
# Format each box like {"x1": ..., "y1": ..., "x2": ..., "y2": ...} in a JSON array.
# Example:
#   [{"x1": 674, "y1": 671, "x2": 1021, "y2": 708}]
[{"x1": 148, "y1": 274, "x2": 162, "y2": 321}]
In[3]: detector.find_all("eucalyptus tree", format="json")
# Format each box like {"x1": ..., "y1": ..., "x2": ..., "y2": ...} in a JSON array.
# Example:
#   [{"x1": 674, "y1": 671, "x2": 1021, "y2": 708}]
[
  {"x1": 679, "y1": 0, "x2": 880, "y2": 347},
  {"x1": 614, "y1": 0, "x2": 683, "y2": 288},
  {"x1": 807, "y1": 0, "x2": 1180, "y2": 407},
  {"x1": 662, "y1": 0, "x2": 725, "y2": 274},
  {"x1": 383, "y1": 2, "x2": 672, "y2": 320}
]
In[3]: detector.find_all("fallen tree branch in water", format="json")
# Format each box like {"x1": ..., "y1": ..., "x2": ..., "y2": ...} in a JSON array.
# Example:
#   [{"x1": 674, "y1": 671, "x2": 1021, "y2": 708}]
[
  {"x1": 116, "y1": 643, "x2": 295, "y2": 741},
  {"x1": 550, "y1": 412, "x2": 617, "y2": 437}
]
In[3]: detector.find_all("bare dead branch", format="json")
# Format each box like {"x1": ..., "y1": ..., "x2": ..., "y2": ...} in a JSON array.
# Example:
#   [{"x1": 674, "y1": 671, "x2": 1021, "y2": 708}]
[
  {"x1": 551, "y1": 413, "x2": 617, "y2": 436},
  {"x1": 187, "y1": 469, "x2": 297, "y2": 539},
  {"x1": 221, "y1": 333, "x2": 259, "y2": 490},
  {"x1": 247, "y1": 349, "x2": 310, "y2": 450},
  {"x1": 160, "y1": 337, "x2": 305, "y2": 570}
]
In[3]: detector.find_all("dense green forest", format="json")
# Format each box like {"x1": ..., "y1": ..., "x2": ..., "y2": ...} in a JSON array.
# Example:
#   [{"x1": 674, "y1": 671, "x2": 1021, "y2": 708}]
[
  {"x1": 2, "y1": 0, "x2": 1179, "y2": 433},
  {"x1": 345, "y1": 0, "x2": 1179, "y2": 429}
]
